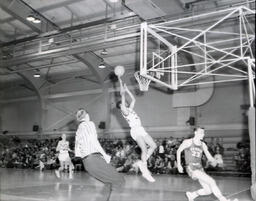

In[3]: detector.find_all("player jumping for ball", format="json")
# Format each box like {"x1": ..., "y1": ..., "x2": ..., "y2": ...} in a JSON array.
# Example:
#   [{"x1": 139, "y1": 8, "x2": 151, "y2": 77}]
[
  {"x1": 177, "y1": 127, "x2": 238, "y2": 201},
  {"x1": 117, "y1": 76, "x2": 157, "y2": 182}
]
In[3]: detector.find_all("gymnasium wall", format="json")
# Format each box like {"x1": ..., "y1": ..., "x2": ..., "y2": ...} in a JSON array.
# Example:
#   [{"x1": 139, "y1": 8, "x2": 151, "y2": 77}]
[{"x1": 0, "y1": 80, "x2": 249, "y2": 140}]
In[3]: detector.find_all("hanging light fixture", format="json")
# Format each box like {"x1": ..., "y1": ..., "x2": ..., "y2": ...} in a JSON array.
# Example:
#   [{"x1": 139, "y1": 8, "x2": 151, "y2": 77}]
[
  {"x1": 26, "y1": 14, "x2": 35, "y2": 22},
  {"x1": 26, "y1": 14, "x2": 41, "y2": 23},
  {"x1": 33, "y1": 17, "x2": 41, "y2": 24},
  {"x1": 98, "y1": 59, "x2": 106, "y2": 69},
  {"x1": 100, "y1": 48, "x2": 108, "y2": 55},
  {"x1": 33, "y1": 70, "x2": 41, "y2": 78}
]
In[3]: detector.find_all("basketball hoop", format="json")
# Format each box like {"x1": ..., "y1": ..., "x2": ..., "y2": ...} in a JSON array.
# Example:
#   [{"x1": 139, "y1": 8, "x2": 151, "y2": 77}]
[{"x1": 134, "y1": 71, "x2": 153, "y2": 91}]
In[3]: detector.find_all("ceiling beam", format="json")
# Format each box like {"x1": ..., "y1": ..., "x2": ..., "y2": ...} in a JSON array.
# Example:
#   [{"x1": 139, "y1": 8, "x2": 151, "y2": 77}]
[
  {"x1": 72, "y1": 53, "x2": 104, "y2": 85},
  {"x1": 0, "y1": 0, "x2": 58, "y2": 34},
  {"x1": 1, "y1": 1, "x2": 122, "y2": 95},
  {"x1": 0, "y1": 0, "x2": 40, "y2": 33},
  {"x1": 0, "y1": 28, "x2": 11, "y2": 42},
  {"x1": 0, "y1": 36, "x2": 138, "y2": 68},
  {"x1": 0, "y1": 0, "x2": 85, "y2": 24},
  {"x1": 0, "y1": 14, "x2": 139, "y2": 47}
]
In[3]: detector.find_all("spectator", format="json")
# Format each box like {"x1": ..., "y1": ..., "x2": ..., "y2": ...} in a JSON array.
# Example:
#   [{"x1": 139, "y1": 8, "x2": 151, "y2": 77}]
[
  {"x1": 154, "y1": 156, "x2": 165, "y2": 174},
  {"x1": 214, "y1": 148, "x2": 224, "y2": 169},
  {"x1": 157, "y1": 141, "x2": 165, "y2": 159}
]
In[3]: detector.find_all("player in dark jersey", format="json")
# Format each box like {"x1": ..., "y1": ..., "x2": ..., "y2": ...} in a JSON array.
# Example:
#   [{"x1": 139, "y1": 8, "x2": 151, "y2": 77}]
[{"x1": 177, "y1": 127, "x2": 238, "y2": 201}]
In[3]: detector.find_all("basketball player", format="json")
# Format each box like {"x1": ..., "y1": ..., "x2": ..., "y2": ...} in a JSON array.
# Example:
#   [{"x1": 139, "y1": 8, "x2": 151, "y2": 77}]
[
  {"x1": 75, "y1": 109, "x2": 125, "y2": 201},
  {"x1": 55, "y1": 133, "x2": 74, "y2": 179},
  {"x1": 117, "y1": 77, "x2": 157, "y2": 182},
  {"x1": 176, "y1": 127, "x2": 238, "y2": 201}
]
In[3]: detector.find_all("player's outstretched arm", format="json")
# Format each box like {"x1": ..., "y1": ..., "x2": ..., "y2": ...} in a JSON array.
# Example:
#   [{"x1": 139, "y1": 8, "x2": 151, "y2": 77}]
[
  {"x1": 118, "y1": 77, "x2": 129, "y2": 115},
  {"x1": 176, "y1": 139, "x2": 191, "y2": 173},
  {"x1": 202, "y1": 142, "x2": 216, "y2": 165},
  {"x1": 124, "y1": 84, "x2": 135, "y2": 109},
  {"x1": 118, "y1": 76, "x2": 124, "y2": 94}
]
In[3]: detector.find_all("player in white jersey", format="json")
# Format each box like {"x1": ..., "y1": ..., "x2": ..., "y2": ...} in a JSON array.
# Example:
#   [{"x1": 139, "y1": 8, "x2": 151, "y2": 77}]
[
  {"x1": 55, "y1": 133, "x2": 74, "y2": 179},
  {"x1": 117, "y1": 77, "x2": 157, "y2": 182}
]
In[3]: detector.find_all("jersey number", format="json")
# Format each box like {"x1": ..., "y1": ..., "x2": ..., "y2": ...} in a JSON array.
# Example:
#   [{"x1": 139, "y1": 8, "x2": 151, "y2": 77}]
[{"x1": 191, "y1": 150, "x2": 201, "y2": 158}]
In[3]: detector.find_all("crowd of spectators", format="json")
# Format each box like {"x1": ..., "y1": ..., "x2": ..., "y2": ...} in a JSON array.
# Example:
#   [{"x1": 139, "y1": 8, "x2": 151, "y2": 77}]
[
  {"x1": 0, "y1": 135, "x2": 251, "y2": 175},
  {"x1": 234, "y1": 140, "x2": 251, "y2": 172},
  {"x1": 204, "y1": 137, "x2": 225, "y2": 171},
  {"x1": 0, "y1": 136, "x2": 60, "y2": 170},
  {"x1": 99, "y1": 137, "x2": 183, "y2": 175}
]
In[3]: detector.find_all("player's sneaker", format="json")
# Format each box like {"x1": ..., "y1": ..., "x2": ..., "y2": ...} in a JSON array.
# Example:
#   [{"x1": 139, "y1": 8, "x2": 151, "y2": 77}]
[
  {"x1": 186, "y1": 192, "x2": 195, "y2": 201},
  {"x1": 142, "y1": 172, "x2": 155, "y2": 182},
  {"x1": 55, "y1": 170, "x2": 60, "y2": 178},
  {"x1": 137, "y1": 160, "x2": 155, "y2": 182}
]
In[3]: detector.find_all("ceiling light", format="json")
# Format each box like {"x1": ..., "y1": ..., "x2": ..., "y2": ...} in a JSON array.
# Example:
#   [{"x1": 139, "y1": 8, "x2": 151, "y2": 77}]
[
  {"x1": 101, "y1": 48, "x2": 108, "y2": 55},
  {"x1": 98, "y1": 60, "x2": 106, "y2": 69},
  {"x1": 128, "y1": 11, "x2": 135, "y2": 16},
  {"x1": 26, "y1": 15, "x2": 35, "y2": 22},
  {"x1": 98, "y1": 63, "x2": 106, "y2": 69},
  {"x1": 33, "y1": 73, "x2": 40, "y2": 78},
  {"x1": 33, "y1": 70, "x2": 41, "y2": 78},
  {"x1": 109, "y1": 0, "x2": 119, "y2": 2},
  {"x1": 33, "y1": 17, "x2": 41, "y2": 24}
]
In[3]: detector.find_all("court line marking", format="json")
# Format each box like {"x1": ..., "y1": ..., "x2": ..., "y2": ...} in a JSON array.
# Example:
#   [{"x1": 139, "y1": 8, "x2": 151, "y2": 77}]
[
  {"x1": 213, "y1": 188, "x2": 251, "y2": 201},
  {"x1": 0, "y1": 194, "x2": 44, "y2": 201}
]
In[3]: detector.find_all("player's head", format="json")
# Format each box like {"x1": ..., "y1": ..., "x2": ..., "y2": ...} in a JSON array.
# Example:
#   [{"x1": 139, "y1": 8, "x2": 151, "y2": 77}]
[
  {"x1": 76, "y1": 108, "x2": 90, "y2": 122},
  {"x1": 194, "y1": 127, "x2": 205, "y2": 140},
  {"x1": 116, "y1": 100, "x2": 128, "y2": 109},
  {"x1": 61, "y1": 133, "x2": 66, "y2": 140},
  {"x1": 116, "y1": 100, "x2": 122, "y2": 109}
]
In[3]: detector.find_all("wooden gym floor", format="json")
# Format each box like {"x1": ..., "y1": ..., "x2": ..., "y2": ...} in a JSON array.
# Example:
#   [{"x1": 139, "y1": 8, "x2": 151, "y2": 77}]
[{"x1": 0, "y1": 168, "x2": 252, "y2": 201}]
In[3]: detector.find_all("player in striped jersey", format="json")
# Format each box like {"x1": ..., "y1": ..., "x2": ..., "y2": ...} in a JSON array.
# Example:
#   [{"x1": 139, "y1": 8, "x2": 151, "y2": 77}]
[
  {"x1": 75, "y1": 109, "x2": 125, "y2": 201},
  {"x1": 177, "y1": 127, "x2": 238, "y2": 201},
  {"x1": 117, "y1": 77, "x2": 157, "y2": 182}
]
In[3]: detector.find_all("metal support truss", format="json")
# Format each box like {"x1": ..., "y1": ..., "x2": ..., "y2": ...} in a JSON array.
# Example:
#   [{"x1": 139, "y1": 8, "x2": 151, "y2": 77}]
[{"x1": 139, "y1": 6, "x2": 255, "y2": 99}]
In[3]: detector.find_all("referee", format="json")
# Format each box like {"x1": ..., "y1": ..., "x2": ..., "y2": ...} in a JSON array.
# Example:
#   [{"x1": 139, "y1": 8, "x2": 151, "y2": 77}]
[{"x1": 75, "y1": 108, "x2": 125, "y2": 201}]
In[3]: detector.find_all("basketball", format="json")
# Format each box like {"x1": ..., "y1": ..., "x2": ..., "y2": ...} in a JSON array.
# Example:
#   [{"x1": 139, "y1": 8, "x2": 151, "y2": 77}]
[{"x1": 114, "y1": 65, "x2": 125, "y2": 77}]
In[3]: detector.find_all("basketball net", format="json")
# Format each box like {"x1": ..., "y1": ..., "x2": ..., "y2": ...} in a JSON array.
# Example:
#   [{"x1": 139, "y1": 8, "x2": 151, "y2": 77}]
[{"x1": 134, "y1": 71, "x2": 152, "y2": 91}]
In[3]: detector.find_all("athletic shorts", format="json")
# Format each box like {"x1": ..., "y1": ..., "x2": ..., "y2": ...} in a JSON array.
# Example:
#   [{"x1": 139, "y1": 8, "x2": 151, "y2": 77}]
[
  {"x1": 186, "y1": 163, "x2": 204, "y2": 180},
  {"x1": 130, "y1": 126, "x2": 148, "y2": 141},
  {"x1": 58, "y1": 152, "x2": 70, "y2": 162}
]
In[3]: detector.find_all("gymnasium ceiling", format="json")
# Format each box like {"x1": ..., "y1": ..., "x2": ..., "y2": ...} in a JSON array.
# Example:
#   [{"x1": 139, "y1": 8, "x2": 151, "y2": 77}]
[{"x1": 0, "y1": 0, "x2": 255, "y2": 94}]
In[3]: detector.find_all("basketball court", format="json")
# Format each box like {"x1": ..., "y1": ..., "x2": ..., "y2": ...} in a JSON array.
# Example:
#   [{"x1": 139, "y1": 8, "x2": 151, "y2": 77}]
[{"x1": 0, "y1": 168, "x2": 252, "y2": 201}]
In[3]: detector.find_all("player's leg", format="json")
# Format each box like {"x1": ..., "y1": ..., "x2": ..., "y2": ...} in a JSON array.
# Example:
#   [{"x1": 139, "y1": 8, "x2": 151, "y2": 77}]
[
  {"x1": 136, "y1": 136, "x2": 155, "y2": 182},
  {"x1": 68, "y1": 159, "x2": 74, "y2": 178},
  {"x1": 143, "y1": 134, "x2": 157, "y2": 160},
  {"x1": 55, "y1": 160, "x2": 64, "y2": 178},
  {"x1": 59, "y1": 160, "x2": 64, "y2": 171},
  {"x1": 193, "y1": 170, "x2": 229, "y2": 201},
  {"x1": 82, "y1": 154, "x2": 125, "y2": 201},
  {"x1": 186, "y1": 177, "x2": 212, "y2": 200},
  {"x1": 136, "y1": 136, "x2": 148, "y2": 164}
]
